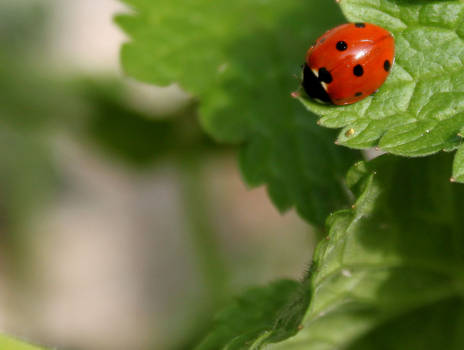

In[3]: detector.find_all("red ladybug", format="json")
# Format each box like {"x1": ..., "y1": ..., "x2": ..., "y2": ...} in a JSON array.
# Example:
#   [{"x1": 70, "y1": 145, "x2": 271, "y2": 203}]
[{"x1": 302, "y1": 22, "x2": 395, "y2": 105}]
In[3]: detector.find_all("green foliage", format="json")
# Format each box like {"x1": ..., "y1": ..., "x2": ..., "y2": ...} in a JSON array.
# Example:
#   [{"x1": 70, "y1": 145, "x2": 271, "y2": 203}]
[
  {"x1": 0, "y1": 0, "x2": 48, "y2": 54},
  {"x1": 0, "y1": 58, "x2": 59, "y2": 248},
  {"x1": 0, "y1": 128, "x2": 56, "y2": 233},
  {"x1": 200, "y1": 153, "x2": 464, "y2": 349},
  {"x1": 196, "y1": 280, "x2": 300, "y2": 350},
  {"x1": 267, "y1": 153, "x2": 464, "y2": 349},
  {"x1": 72, "y1": 78, "x2": 218, "y2": 166},
  {"x1": 299, "y1": 0, "x2": 464, "y2": 182},
  {"x1": 116, "y1": 0, "x2": 361, "y2": 228},
  {"x1": 115, "y1": 0, "x2": 464, "y2": 348},
  {"x1": 0, "y1": 57, "x2": 73, "y2": 130},
  {"x1": 0, "y1": 334, "x2": 45, "y2": 350}
]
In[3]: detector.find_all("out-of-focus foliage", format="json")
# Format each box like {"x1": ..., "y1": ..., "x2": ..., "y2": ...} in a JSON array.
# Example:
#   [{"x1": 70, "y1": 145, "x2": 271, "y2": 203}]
[
  {"x1": 0, "y1": 334, "x2": 46, "y2": 350},
  {"x1": 71, "y1": 79, "x2": 221, "y2": 167},
  {"x1": 0, "y1": 3, "x2": 227, "y2": 349},
  {"x1": 0, "y1": 0, "x2": 47, "y2": 54},
  {"x1": 0, "y1": 1, "x2": 63, "y2": 251}
]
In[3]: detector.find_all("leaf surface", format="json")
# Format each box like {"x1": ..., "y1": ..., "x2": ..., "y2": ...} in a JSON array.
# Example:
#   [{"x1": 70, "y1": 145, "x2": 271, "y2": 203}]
[
  {"x1": 196, "y1": 280, "x2": 300, "y2": 350},
  {"x1": 269, "y1": 153, "x2": 464, "y2": 349},
  {"x1": 199, "y1": 153, "x2": 464, "y2": 349},
  {"x1": 299, "y1": 0, "x2": 464, "y2": 182},
  {"x1": 116, "y1": 0, "x2": 361, "y2": 227}
]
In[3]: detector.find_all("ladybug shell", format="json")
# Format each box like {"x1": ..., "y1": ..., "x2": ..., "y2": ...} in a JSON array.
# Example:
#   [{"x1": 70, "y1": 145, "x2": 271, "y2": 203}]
[{"x1": 303, "y1": 23, "x2": 395, "y2": 105}]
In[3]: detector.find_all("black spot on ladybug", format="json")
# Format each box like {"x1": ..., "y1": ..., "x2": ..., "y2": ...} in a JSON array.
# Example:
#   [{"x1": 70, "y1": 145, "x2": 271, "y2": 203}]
[
  {"x1": 355, "y1": 92, "x2": 363, "y2": 97},
  {"x1": 302, "y1": 64, "x2": 331, "y2": 103},
  {"x1": 336, "y1": 41, "x2": 348, "y2": 51},
  {"x1": 384, "y1": 60, "x2": 391, "y2": 72},
  {"x1": 318, "y1": 67, "x2": 333, "y2": 83},
  {"x1": 353, "y1": 65, "x2": 364, "y2": 77},
  {"x1": 355, "y1": 23, "x2": 366, "y2": 28}
]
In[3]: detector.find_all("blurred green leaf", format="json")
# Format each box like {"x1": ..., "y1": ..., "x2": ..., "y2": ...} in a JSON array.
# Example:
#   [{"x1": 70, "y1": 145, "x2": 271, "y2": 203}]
[
  {"x1": 0, "y1": 126, "x2": 57, "y2": 268},
  {"x1": 0, "y1": 0, "x2": 47, "y2": 53},
  {"x1": 0, "y1": 334, "x2": 45, "y2": 350},
  {"x1": 116, "y1": 0, "x2": 361, "y2": 227},
  {"x1": 0, "y1": 57, "x2": 76, "y2": 130},
  {"x1": 299, "y1": 0, "x2": 464, "y2": 183},
  {"x1": 72, "y1": 78, "x2": 219, "y2": 166}
]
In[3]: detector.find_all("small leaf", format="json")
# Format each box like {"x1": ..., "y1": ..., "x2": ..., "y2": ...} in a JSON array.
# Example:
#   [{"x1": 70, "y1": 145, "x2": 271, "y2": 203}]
[
  {"x1": 196, "y1": 280, "x2": 300, "y2": 350},
  {"x1": 116, "y1": 0, "x2": 361, "y2": 227},
  {"x1": 299, "y1": 0, "x2": 464, "y2": 182}
]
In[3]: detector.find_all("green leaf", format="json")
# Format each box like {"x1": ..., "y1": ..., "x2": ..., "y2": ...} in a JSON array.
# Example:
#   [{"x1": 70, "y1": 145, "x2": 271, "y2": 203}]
[
  {"x1": 453, "y1": 143, "x2": 464, "y2": 182},
  {"x1": 261, "y1": 153, "x2": 464, "y2": 349},
  {"x1": 197, "y1": 153, "x2": 464, "y2": 349},
  {"x1": 196, "y1": 280, "x2": 300, "y2": 350},
  {"x1": 116, "y1": 0, "x2": 361, "y2": 227},
  {"x1": 299, "y1": 0, "x2": 464, "y2": 182},
  {"x1": 0, "y1": 334, "x2": 46, "y2": 350}
]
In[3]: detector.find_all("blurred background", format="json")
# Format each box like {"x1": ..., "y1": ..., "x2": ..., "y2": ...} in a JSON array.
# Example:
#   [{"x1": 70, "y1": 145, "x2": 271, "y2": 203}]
[{"x1": 0, "y1": 0, "x2": 314, "y2": 349}]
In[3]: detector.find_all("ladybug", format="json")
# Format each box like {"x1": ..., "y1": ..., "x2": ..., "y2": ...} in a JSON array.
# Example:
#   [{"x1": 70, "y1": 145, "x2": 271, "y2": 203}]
[{"x1": 302, "y1": 22, "x2": 395, "y2": 105}]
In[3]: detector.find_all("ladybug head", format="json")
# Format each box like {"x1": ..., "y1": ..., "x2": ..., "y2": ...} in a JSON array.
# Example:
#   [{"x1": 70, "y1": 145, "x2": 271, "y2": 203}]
[{"x1": 301, "y1": 64, "x2": 331, "y2": 104}]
